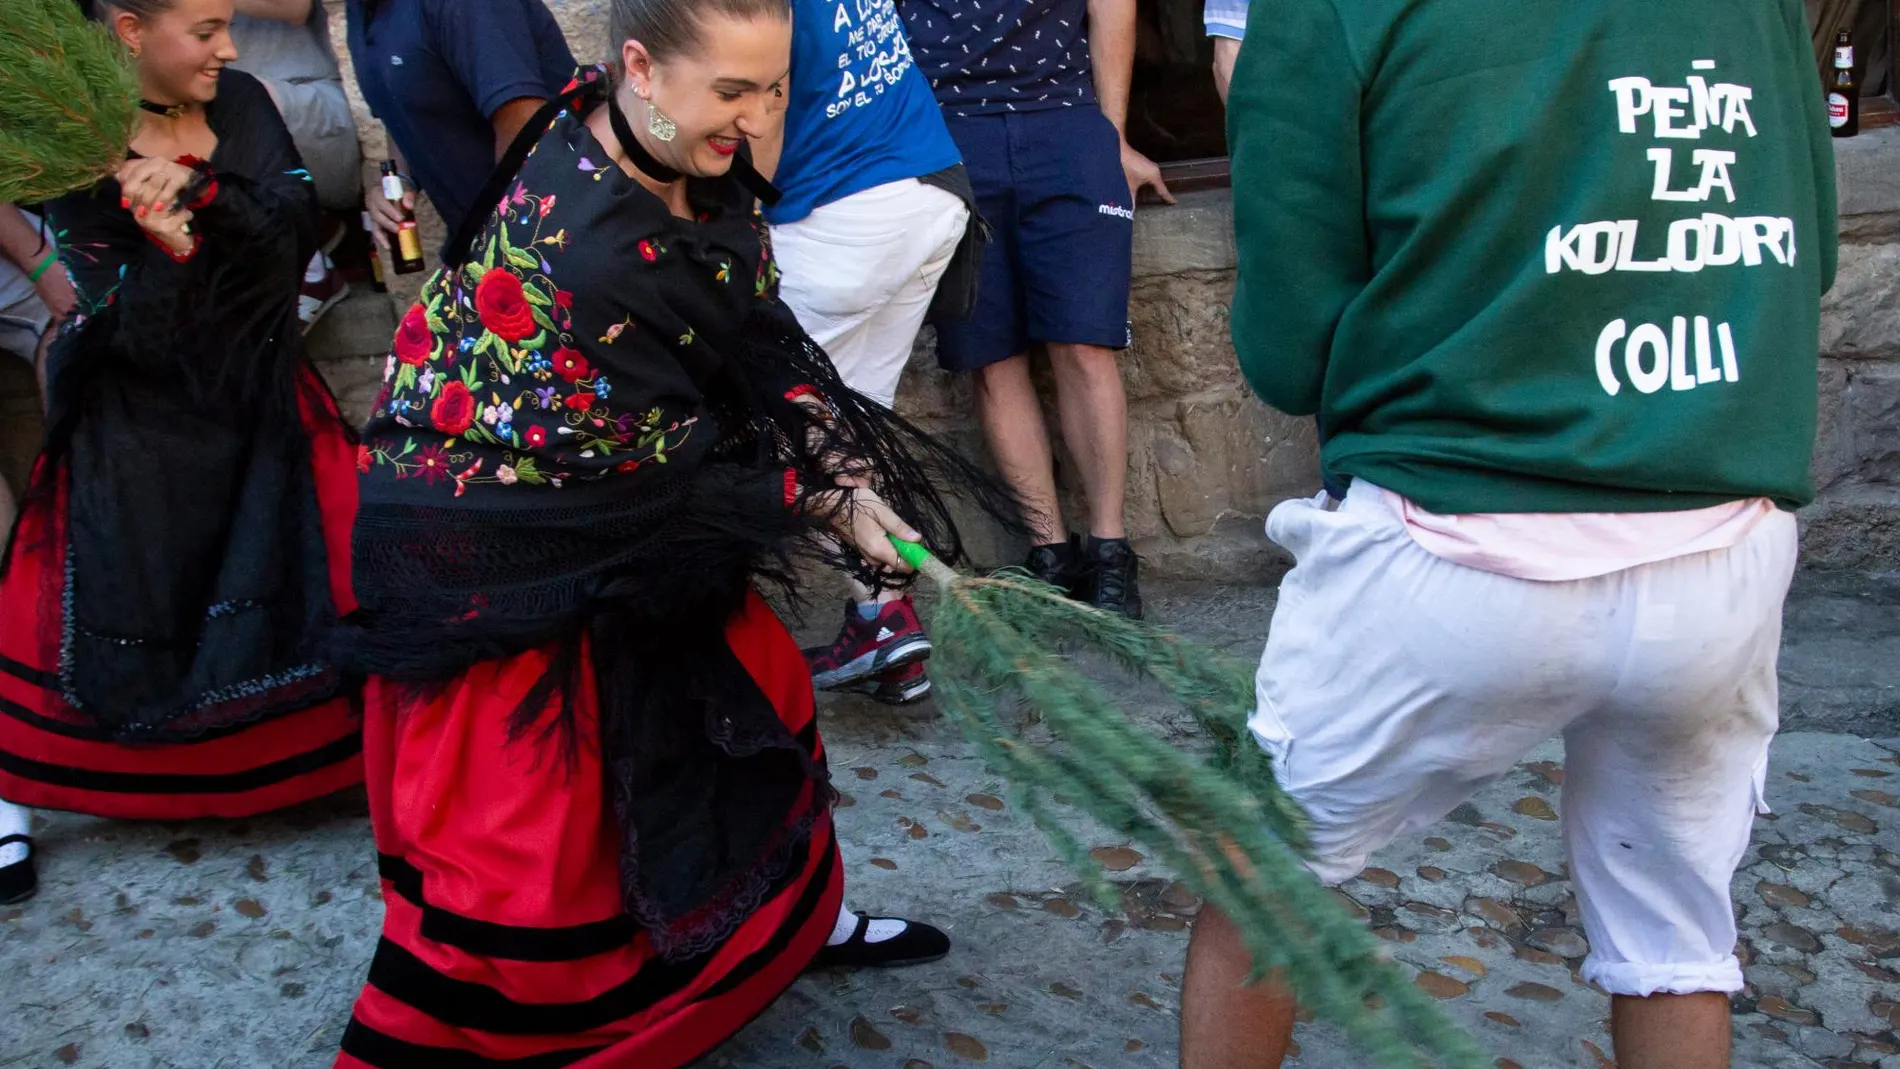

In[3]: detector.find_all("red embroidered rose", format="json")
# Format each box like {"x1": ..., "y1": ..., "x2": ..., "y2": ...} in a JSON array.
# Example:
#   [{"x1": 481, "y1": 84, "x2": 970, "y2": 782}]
[
  {"x1": 638, "y1": 240, "x2": 658, "y2": 262},
  {"x1": 525, "y1": 425, "x2": 547, "y2": 448},
  {"x1": 555, "y1": 290, "x2": 574, "y2": 310},
  {"x1": 551, "y1": 347, "x2": 591, "y2": 383},
  {"x1": 564, "y1": 392, "x2": 596, "y2": 412},
  {"x1": 394, "y1": 303, "x2": 433, "y2": 366},
  {"x1": 356, "y1": 444, "x2": 372, "y2": 474},
  {"x1": 474, "y1": 269, "x2": 536, "y2": 342},
  {"x1": 431, "y1": 380, "x2": 477, "y2": 436}
]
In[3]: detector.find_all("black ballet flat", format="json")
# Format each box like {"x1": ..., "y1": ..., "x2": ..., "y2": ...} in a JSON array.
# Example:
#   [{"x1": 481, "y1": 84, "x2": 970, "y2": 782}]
[
  {"x1": 808, "y1": 914, "x2": 951, "y2": 971},
  {"x1": 0, "y1": 834, "x2": 36, "y2": 905}
]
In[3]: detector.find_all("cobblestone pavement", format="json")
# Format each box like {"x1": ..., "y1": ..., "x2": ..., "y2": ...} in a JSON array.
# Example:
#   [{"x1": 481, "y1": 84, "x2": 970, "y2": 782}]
[{"x1": 3, "y1": 578, "x2": 1897, "y2": 1069}]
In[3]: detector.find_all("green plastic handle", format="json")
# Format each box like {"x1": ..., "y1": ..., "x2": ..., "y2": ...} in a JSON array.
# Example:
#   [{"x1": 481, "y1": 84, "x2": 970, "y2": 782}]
[
  {"x1": 887, "y1": 536, "x2": 960, "y2": 589},
  {"x1": 888, "y1": 536, "x2": 936, "y2": 571}
]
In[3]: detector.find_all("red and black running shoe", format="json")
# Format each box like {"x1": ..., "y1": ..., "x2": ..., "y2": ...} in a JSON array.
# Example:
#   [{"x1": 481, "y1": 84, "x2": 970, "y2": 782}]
[
  {"x1": 845, "y1": 660, "x2": 932, "y2": 705},
  {"x1": 805, "y1": 597, "x2": 931, "y2": 691}
]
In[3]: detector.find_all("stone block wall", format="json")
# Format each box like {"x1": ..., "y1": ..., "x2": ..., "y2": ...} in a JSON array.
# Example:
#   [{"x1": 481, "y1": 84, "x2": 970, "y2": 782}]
[
  {"x1": 1807, "y1": 130, "x2": 1900, "y2": 570},
  {"x1": 1, "y1": 3, "x2": 1894, "y2": 579}
]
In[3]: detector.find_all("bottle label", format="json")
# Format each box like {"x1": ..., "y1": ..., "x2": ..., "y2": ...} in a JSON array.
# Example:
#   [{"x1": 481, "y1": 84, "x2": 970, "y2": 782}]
[
  {"x1": 1836, "y1": 45, "x2": 1855, "y2": 68},
  {"x1": 382, "y1": 174, "x2": 406, "y2": 203},
  {"x1": 1829, "y1": 92, "x2": 1851, "y2": 126},
  {"x1": 397, "y1": 220, "x2": 425, "y2": 261}
]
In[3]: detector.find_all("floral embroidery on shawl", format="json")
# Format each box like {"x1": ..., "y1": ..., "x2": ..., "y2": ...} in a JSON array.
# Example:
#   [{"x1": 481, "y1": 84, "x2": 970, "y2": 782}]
[{"x1": 362, "y1": 181, "x2": 700, "y2": 494}]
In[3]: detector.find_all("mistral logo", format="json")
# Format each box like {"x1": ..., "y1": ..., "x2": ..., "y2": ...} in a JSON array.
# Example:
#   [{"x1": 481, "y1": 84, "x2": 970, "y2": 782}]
[{"x1": 1097, "y1": 203, "x2": 1134, "y2": 221}]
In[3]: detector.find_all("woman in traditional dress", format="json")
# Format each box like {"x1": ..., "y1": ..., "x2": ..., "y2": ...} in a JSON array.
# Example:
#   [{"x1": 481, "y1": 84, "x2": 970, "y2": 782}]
[
  {"x1": 331, "y1": 1, "x2": 1006, "y2": 1064},
  {"x1": 0, "y1": 0, "x2": 363, "y2": 904}
]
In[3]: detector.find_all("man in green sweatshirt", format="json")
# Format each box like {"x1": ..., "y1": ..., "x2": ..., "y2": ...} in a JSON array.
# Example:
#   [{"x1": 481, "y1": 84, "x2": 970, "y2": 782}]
[{"x1": 1185, "y1": 3, "x2": 1837, "y2": 1067}]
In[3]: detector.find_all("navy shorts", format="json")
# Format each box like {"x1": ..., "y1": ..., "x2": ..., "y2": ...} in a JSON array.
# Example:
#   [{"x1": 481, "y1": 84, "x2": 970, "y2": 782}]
[{"x1": 934, "y1": 108, "x2": 1135, "y2": 372}]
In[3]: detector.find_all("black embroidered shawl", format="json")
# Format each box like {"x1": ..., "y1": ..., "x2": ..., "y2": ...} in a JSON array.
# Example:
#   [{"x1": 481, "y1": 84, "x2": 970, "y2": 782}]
[{"x1": 16, "y1": 68, "x2": 347, "y2": 741}]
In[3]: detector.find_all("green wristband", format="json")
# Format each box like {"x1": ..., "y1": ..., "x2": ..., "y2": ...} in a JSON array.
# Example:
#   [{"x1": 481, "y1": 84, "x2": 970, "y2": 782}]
[{"x1": 26, "y1": 250, "x2": 57, "y2": 284}]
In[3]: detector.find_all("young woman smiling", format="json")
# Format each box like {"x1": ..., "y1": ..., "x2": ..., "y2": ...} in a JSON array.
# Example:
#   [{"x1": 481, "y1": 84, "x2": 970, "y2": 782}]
[
  {"x1": 0, "y1": 0, "x2": 362, "y2": 904},
  {"x1": 333, "y1": 0, "x2": 1004, "y2": 1063}
]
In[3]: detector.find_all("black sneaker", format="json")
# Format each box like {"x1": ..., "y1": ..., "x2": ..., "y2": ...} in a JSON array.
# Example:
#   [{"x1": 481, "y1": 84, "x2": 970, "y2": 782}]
[
  {"x1": 1084, "y1": 537, "x2": 1142, "y2": 619},
  {"x1": 1019, "y1": 537, "x2": 1086, "y2": 596},
  {"x1": 808, "y1": 913, "x2": 951, "y2": 970}
]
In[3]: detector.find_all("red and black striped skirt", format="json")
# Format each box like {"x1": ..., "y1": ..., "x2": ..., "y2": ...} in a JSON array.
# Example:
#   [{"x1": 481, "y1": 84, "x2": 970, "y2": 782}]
[
  {"x1": 335, "y1": 589, "x2": 842, "y2": 1069},
  {"x1": 0, "y1": 371, "x2": 364, "y2": 819}
]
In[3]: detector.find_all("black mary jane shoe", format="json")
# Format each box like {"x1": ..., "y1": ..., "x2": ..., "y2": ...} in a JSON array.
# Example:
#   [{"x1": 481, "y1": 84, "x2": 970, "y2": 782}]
[
  {"x1": 0, "y1": 834, "x2": 37, "y2": 905},
  {"x1": 808, "y1": 913, "x2": 951, "y2": 971}
]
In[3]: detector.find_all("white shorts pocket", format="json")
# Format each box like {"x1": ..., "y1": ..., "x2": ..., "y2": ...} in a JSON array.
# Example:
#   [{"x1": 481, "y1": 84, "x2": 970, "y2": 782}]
[{"x1": 1247, "y1": 686, "x2": 1297, "y2": 787}]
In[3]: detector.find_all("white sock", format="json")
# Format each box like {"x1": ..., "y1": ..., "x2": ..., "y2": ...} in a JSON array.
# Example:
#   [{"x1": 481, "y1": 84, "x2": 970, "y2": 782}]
[
  {"x1": 863, "y1": 916, "x2": 905, "y2": 943},
  {"x1": 827, "y1": 904, "x2": 858, "y2": 946},
  {"x1": 826, "y1": 903, "x2": 907, "y2": 946},
  {"x1": 0, "y1": 799, "x2": 29, "y2": 868},
  {"x1": 303, "y1": 250, "x2": 328, "y2": 284}
]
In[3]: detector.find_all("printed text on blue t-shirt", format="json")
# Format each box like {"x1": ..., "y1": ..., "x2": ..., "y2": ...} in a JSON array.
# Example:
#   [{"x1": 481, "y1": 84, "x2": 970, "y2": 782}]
[{"x1": 824, "y1": 0, "x2": 917, "y2": 120}]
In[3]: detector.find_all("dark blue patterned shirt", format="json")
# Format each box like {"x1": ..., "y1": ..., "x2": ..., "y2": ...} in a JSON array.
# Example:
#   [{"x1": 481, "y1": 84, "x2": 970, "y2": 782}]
[{"x1": 897, "y1": 0, "x2": 1097, "y2": 117}]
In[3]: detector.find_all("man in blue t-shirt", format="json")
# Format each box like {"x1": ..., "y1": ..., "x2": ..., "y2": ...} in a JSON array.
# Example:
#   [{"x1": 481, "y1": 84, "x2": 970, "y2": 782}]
[
  {"x1": 897, "y1": 0, "x2": 1170, "y2": 619},
  {"x1": 346, "y1": 0, "x2": 576, "y2": 259},
  {"x1": 763, "y1": 0, "x2": 969, "y2": 707}
]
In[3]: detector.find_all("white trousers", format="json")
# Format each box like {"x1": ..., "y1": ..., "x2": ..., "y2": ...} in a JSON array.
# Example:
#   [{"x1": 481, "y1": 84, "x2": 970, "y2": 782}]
[
  {"x1": 772, "y1": 179, "x2": 968, "y2": 408},
  {"x1": 1253, "y1": 482, "x2": 1796, "y2": 997}
]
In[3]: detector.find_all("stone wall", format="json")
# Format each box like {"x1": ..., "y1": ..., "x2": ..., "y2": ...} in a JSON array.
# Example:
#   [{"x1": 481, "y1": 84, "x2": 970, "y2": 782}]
[
  {"x1": 1, "y1": 2, "x2": 1895, "y2": 579},
  {"x1": 1808, "y1": 130, "x2": 1900, "y2": 570}
]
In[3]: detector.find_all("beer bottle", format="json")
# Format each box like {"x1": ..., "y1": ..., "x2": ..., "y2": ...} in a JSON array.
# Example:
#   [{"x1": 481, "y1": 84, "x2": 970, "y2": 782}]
[
  {"x1": 361, "y1": 210, "x2": 388, "y2": 293},
  {"x1": 380, "y1": 161, "x2": 427, "y2": 274},
  {"x1": 1830, "y1": 28, "x2": 1860, "y2": 139}
]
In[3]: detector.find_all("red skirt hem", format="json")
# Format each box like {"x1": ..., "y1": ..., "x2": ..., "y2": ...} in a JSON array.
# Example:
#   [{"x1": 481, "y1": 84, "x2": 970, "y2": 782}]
[
  {"x1": 336, "y1": 591, "x2": 838, "y2": 1068},
  {"x1": 0, "y1": 367, "x2": 363, "y2": 819}
]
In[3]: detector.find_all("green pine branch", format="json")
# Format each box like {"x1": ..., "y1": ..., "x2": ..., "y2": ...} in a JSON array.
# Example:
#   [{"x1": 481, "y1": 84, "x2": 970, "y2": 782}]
[
  {"x1": 0, "y1": 0, "x2": 140, "y2": 204},
  {"x1": 924, "y1": 570, "x2": 1489, "y2": 1069}
]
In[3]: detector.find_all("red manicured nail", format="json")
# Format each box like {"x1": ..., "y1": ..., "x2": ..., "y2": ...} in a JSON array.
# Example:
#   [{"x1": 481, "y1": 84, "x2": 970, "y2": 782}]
[{"x1": 120, "y1": 198, "x2": 129, "y2": 209}]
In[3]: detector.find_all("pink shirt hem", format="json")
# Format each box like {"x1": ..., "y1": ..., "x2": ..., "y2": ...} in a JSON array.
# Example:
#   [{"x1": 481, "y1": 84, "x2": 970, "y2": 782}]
[{"x1": 1374, "y1": 487, "x2": 1775, "y2": 582}]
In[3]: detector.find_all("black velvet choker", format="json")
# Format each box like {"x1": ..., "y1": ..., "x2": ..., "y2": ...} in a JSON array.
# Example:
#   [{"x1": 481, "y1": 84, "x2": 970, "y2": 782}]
[
  {"x1": 139, "y1": 99, "x2": 187, "y2": 120},
  {"x1": 605, "y1": 90, "x2": 682, "y2": 186},
  {"x1": 604, "y1": 87, "x2": 782, "y2": 207}
]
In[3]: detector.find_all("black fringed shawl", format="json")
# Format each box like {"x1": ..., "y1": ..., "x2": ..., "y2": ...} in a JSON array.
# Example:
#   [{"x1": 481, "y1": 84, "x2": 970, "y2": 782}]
[
  {"x1": 16, "y1": 68, "x2": 346, "y2": 741},
  {"x1": 345, "y1": 69, "x2": 1009, "y2": 959}
]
